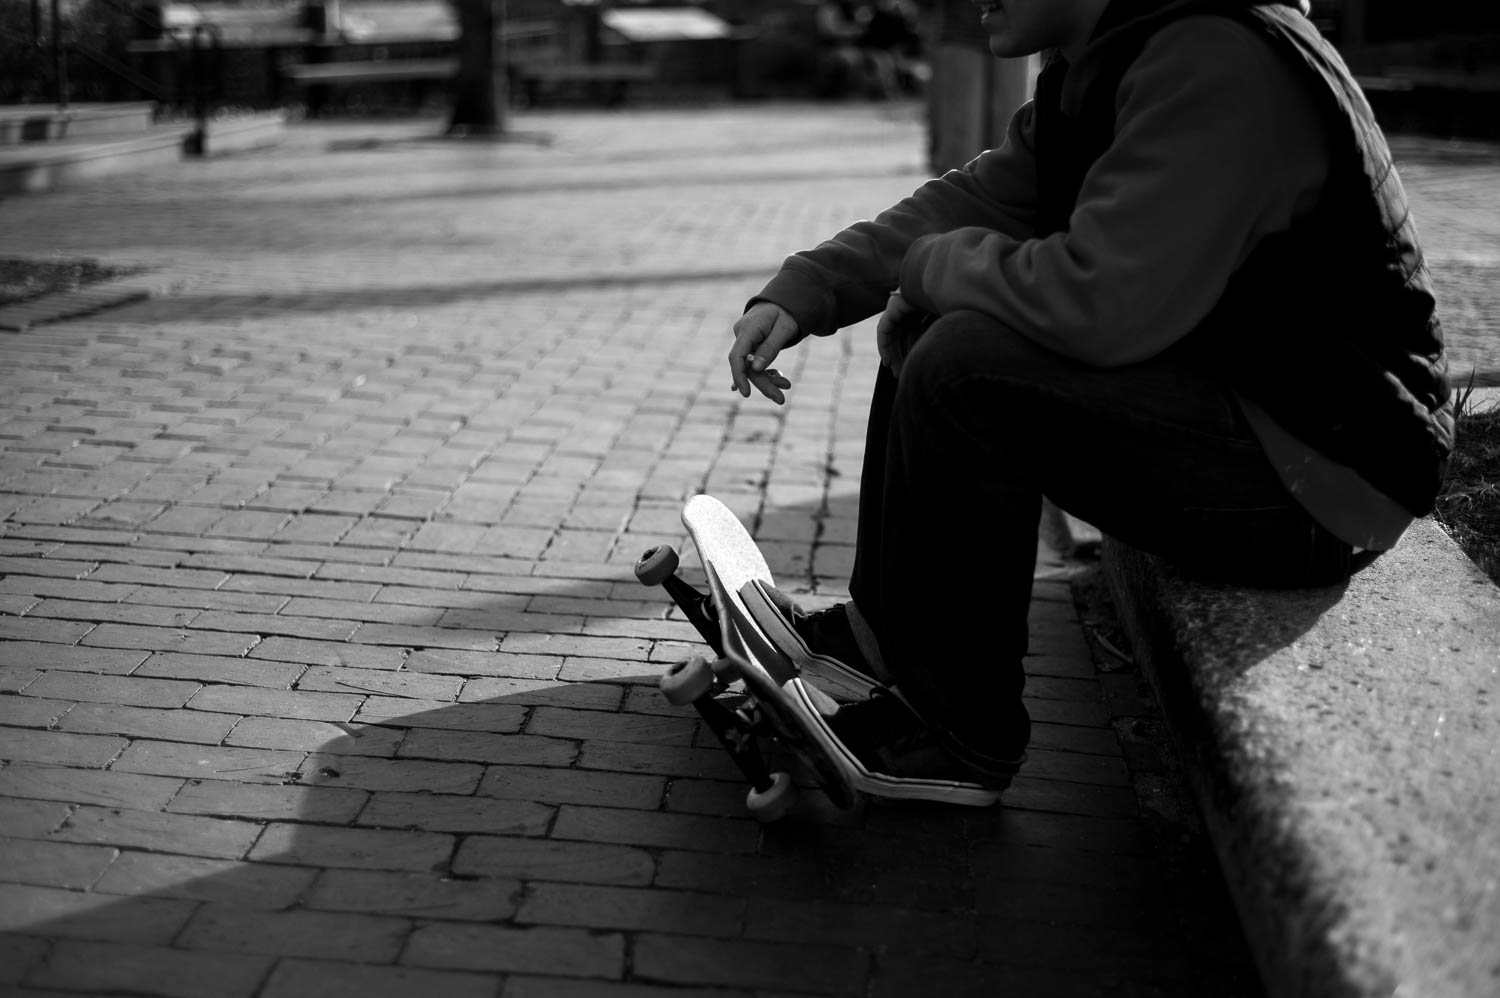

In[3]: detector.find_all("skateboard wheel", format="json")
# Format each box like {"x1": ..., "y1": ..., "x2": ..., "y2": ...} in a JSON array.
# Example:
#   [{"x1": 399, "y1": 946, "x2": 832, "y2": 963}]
[
  {"x1": 660, "y1": 655, "x2": 714, "y2": 706},
  {"x1": 634, "y1": 545, "x2": 679, "y2": 587},
  {"x1": 746, "y1": 771, "x2": 798, "y2": 822}
]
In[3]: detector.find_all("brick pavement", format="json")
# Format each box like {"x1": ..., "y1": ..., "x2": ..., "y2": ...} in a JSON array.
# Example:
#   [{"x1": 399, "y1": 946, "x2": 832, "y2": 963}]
[{"x1": 4, "y1": 101, "x2": 1490, "y2": 996}]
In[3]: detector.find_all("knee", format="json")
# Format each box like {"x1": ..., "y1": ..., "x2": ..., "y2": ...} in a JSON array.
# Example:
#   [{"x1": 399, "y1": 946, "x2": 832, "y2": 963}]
[{"x1": 901, "y1": 311, "x2": 1034, "y2": 392}]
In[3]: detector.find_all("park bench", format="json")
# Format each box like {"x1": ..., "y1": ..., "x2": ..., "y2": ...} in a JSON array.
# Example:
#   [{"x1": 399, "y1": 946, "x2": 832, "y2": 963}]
[
  {"x1": 281, "y1": 57, "x2": 456, "y2": 115},
  {"x1": 509, "y1": 61, "x2": 657, "y2": 108},
  {"x1": 1100, "y1": 505, "x2": 1500, "y2": 996},
  {"x1": 281, "y1": 58, "x2": 456, "y2": 86}
]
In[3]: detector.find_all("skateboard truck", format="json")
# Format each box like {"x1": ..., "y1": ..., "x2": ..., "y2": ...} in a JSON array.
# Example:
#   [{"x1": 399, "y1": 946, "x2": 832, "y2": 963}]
[
  {"x1": 635, "y1": 544, "x2": 724, "y2": 657},
  {"x1": 636, "y1": 545, "x2": 799, "y2": 821},
  {"x1": 658, "y1": 655, "x2": 797, "y2": 820}
]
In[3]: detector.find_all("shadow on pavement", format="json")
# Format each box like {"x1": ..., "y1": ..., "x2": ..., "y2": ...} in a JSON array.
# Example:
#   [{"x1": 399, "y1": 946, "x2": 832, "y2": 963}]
[
  {"x1": 123, "y1": 269, "x2": 776, "y2": 324},
  {"x1": 1, "y1": 496, "x2": 1267, "y2": 995},
  {"x1": 2, "y1": 678, "x2": 1229, "y2": 996}
]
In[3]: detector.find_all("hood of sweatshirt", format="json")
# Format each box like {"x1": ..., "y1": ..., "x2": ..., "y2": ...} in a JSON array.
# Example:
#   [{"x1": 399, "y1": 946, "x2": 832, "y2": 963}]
[{"x1": 1059, "y1": 0, "x2": 1313, "y2": 112}]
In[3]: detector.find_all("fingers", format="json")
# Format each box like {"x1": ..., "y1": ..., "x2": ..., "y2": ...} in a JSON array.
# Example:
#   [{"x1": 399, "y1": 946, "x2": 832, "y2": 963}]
[
  {"x1": 730, "y1": 304, "x2": 799, "y2": 400},
  {"x1": 748, "y1": 368, "x2": 791, "y2": 406},
  {"x1": 750, "y1": 310, "x2": 799, "y2": 374},
  {"x1": 883, "y1": 335, "x2": 905, "y2": 379},
  {"x1": 876, "y1": 313, "x2": 895, "y2": 371},
  {"x1": 729, "y1": 304, "x2": 775, "y2": 397},
  {"x1": 728, "y1": 325, "x2": 759, "y2": 397},
  {"x1": 876, "y1": 291, "x2": 923, "y2": 378},
  {"x1": 876, "y1": 293, "x2": 908, "y2": 373}
]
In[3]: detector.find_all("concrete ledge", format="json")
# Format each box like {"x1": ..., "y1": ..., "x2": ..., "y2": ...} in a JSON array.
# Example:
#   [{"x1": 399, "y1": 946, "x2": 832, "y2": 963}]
[
  {"x1": 197, "y1": 110, "x2": 288, "y2": 157},
  {"x1": 0, "y1": 111, "x2": 286, "y2": 195},
  {"x1": 0, "y1": 102, "x2": 156, "y2": 145},
  {"x1": 1104, "y1": 518, "x2": 1500, "y2": 997},
  {"x1": 0, "y1": 126, "x2": 194, "y2": 195}
]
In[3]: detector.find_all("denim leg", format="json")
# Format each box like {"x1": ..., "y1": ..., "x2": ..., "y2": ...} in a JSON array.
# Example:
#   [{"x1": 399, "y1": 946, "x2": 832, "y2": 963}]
[{"x1": 847, "y1": 311, "x2": 1351, "y2": 759}]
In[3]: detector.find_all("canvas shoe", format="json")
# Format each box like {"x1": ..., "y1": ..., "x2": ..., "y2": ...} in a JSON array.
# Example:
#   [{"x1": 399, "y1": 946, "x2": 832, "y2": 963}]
[
  {"x1": 741, "y1": 582, "x2": 892, "y2": 701},
  {"x1": 827, "y1": 689, "x2": 1025, "y2": 794},
  {"x1": 738, "y1": 586, "x2": 1023, "y2": 804}
]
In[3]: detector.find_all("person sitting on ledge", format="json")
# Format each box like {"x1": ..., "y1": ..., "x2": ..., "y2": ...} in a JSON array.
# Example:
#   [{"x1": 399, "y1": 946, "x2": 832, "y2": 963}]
[{"x1": 726, "y1": 0, "x2": 1452, "y2": 802}]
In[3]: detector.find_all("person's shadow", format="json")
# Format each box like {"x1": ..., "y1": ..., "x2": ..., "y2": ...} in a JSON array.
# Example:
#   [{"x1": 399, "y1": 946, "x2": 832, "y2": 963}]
[{"x1": 4, "y1": 493, "x2": 1271, "y2": 995}]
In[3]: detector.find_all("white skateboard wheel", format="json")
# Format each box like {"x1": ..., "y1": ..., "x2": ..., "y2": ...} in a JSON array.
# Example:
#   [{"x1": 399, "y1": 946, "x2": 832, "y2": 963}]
[
  {"x1": 746, "y1": 771, "x2": 798, "y2": 822},
  {"x1": 634, "y1": 544, "x2": 679, "y2": 587},
  {"x1": 660, "y1": 655, "x2": 714, "y2": 706}
]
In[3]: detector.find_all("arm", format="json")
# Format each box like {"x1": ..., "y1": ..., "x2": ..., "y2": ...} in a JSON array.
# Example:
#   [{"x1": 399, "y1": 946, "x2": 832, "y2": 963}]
[
  {"x1": 898, "y1": 16, "x2": 1330, "y2": 367},
  {"x1": 751, "y1": 99, "x2": 1041, "y2": 342}
]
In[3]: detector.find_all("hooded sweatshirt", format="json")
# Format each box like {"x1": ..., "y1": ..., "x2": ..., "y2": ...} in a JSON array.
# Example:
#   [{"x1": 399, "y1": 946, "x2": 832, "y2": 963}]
[{"x1": 751, "y1": 0, "x2": 1451, "y2": 547}]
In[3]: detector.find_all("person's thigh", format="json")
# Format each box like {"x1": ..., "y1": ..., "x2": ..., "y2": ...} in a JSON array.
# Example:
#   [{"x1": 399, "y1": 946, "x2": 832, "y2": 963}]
[{"x1": 900, "y1": 311, "x2": 1349, "y2": 585}]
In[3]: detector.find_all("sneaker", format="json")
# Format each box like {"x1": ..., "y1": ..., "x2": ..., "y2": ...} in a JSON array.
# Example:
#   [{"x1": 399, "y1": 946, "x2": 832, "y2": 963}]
[
  {"x1": 826, "y1": 689, "x2": 1024, "y2": 794},
  {"x1": 741, "y1": 583, "x2": 890, "y2": 700}
]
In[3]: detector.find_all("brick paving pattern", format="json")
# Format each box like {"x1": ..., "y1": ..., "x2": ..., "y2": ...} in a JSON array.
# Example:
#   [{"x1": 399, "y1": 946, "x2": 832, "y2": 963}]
[{"x1": 1, "y1": 103, "x2": 1494, "y2": 996}]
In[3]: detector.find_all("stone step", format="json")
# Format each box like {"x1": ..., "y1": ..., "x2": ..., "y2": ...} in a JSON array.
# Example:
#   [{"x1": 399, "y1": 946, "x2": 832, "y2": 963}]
[
  {"x1": 0, "y1": 102, "x2": 156, "y2": 145},
  {"x1": 1105, "y1": 518, "x2": 1500, "y2": 998}
]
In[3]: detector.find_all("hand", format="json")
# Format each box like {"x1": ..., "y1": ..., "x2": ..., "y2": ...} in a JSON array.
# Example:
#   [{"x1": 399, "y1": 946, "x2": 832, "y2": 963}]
[
  {"x1": 729, "y1": 301, "x2": 797, "y2": 405},
  {"x1": 876, "y1": 290, "x2": 927, "y2": 377}
]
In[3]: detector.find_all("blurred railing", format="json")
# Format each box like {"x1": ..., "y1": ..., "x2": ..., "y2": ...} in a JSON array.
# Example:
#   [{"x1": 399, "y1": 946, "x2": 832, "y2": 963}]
[{"x1": 24, "y1": 0, "x2": 222, "y2": 153}]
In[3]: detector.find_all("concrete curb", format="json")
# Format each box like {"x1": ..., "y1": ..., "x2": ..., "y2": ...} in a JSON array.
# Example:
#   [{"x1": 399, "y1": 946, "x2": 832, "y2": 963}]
[
  {"x1": 1103, "y1": 519, "x2": 1500, "y2": 997},
  {"x1": 198, "y1": 111, "x2": 288, "y2": 157},
  {"x1": 0, "y1": 102, "x2": 155, "y2": 144},
  {"x1": 0, "y1": 126, "x2": 193, "y2": 196},
  {"x1": 0, "y1": 275, "x2": 165, "y2": 332},
  {"x1": 0, "y1": 111, "x2": 286, "y2": 196}
]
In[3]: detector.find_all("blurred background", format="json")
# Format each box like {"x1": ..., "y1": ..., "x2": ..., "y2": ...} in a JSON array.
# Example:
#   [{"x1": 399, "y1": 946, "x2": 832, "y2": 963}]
[{"x1": 3, "y1": 0, "x2": 1497, "y2": 170}]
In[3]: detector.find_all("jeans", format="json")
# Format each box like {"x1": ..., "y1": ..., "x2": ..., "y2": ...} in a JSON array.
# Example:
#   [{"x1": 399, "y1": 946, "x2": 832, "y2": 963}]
[{"x1": 847, "y1": 311, "x2": 1353, "y2": 760}]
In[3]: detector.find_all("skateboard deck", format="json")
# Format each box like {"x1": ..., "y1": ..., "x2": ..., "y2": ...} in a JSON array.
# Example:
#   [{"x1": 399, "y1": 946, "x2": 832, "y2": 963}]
[
  {"x1": 682, "y1": 494, "x2": 859, "y2": 810},
  {"x1": 635, "y1": 494, "x2": 1003, "y2": 820}
]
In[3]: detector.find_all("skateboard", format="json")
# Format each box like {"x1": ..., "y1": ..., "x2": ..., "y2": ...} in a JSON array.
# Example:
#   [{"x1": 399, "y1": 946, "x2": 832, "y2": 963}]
[{"x1": 634, "y1": 493, "x2": 1002, "y2": 821}]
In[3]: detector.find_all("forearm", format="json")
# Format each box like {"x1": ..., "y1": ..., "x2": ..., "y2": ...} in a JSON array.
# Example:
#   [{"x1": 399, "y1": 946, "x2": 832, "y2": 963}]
[{"x1": 751, "y1": 103, "x2": 1040, "y2": 340}]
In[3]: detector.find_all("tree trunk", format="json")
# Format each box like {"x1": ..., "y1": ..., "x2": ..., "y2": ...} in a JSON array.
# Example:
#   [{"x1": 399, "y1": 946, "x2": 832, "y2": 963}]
[{"x1": 448, "y1": 0, "x2": 505, "y2": 136}]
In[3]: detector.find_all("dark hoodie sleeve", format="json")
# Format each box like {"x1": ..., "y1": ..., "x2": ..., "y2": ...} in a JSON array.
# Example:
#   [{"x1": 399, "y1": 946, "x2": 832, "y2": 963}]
[{"x1": 747, "y1": 100, "x2": 1041, "y2": 342}]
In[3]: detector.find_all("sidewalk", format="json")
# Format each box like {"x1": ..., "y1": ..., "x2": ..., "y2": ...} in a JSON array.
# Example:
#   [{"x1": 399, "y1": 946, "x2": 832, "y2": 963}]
[{"x1": 0, "y1": 103, "x2": 1492, "y2": 997}]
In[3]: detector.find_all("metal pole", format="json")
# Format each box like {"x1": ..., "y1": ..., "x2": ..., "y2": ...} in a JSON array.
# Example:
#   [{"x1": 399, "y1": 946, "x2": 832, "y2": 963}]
[
  {"x1": 495, "y1": 0, "x2": 508, "y2": 128},
  {"x1": 186, "y1": 25, "x2": 207, "y2": 155},
  {"x1": 51, "y1": 0, "x2": 66, "y2": 108}
]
